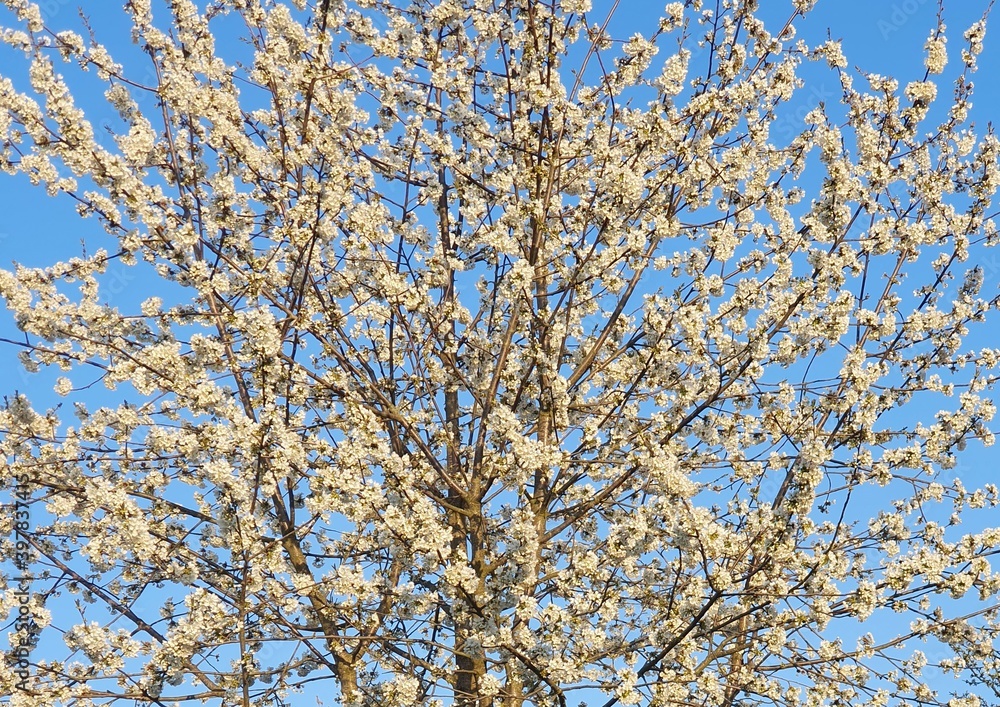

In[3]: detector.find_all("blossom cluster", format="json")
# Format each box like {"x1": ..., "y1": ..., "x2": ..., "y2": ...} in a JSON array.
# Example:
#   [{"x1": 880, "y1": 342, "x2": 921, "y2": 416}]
[{"x1": 0, "y1": 1, "x2": 999, "y2": 706}]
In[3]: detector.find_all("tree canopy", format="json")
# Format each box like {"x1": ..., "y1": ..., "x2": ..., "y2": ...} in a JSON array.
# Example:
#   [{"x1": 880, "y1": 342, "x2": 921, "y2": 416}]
[{"x1": 2, "y1": 0, "x2": 1000, "y2": 706}]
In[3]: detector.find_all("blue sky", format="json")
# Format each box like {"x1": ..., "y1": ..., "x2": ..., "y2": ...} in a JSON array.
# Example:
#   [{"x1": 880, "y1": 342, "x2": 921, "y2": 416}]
[{"x1": 1, "y1": 0, "x2": 1000, "y2": 704}]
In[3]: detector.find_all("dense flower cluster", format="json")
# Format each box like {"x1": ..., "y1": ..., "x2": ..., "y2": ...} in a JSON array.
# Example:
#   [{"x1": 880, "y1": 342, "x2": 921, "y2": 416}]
[{"x1": 0, "y1": 1, "x2": 999, "y2": 706}]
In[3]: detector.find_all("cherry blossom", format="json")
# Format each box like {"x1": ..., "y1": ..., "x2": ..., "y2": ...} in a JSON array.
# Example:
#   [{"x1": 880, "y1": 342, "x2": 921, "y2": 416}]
[{"x1": 0, "y1": 1, "x2": 999, "y2": 707}]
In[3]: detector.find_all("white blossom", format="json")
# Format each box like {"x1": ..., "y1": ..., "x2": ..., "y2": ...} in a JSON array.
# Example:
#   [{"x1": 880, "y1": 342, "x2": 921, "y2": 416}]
[
  {"x1": 0, "y1": 2, "x2": 997, "y2": 706},
  {"x1": 925, "y1": 33, "x2": 948, "y2": 74}
]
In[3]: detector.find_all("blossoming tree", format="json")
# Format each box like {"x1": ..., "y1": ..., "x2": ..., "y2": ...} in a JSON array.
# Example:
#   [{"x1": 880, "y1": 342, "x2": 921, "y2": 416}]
[{"x1": 1, "y1": 0, "x2": 1000, "y2": 705}]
